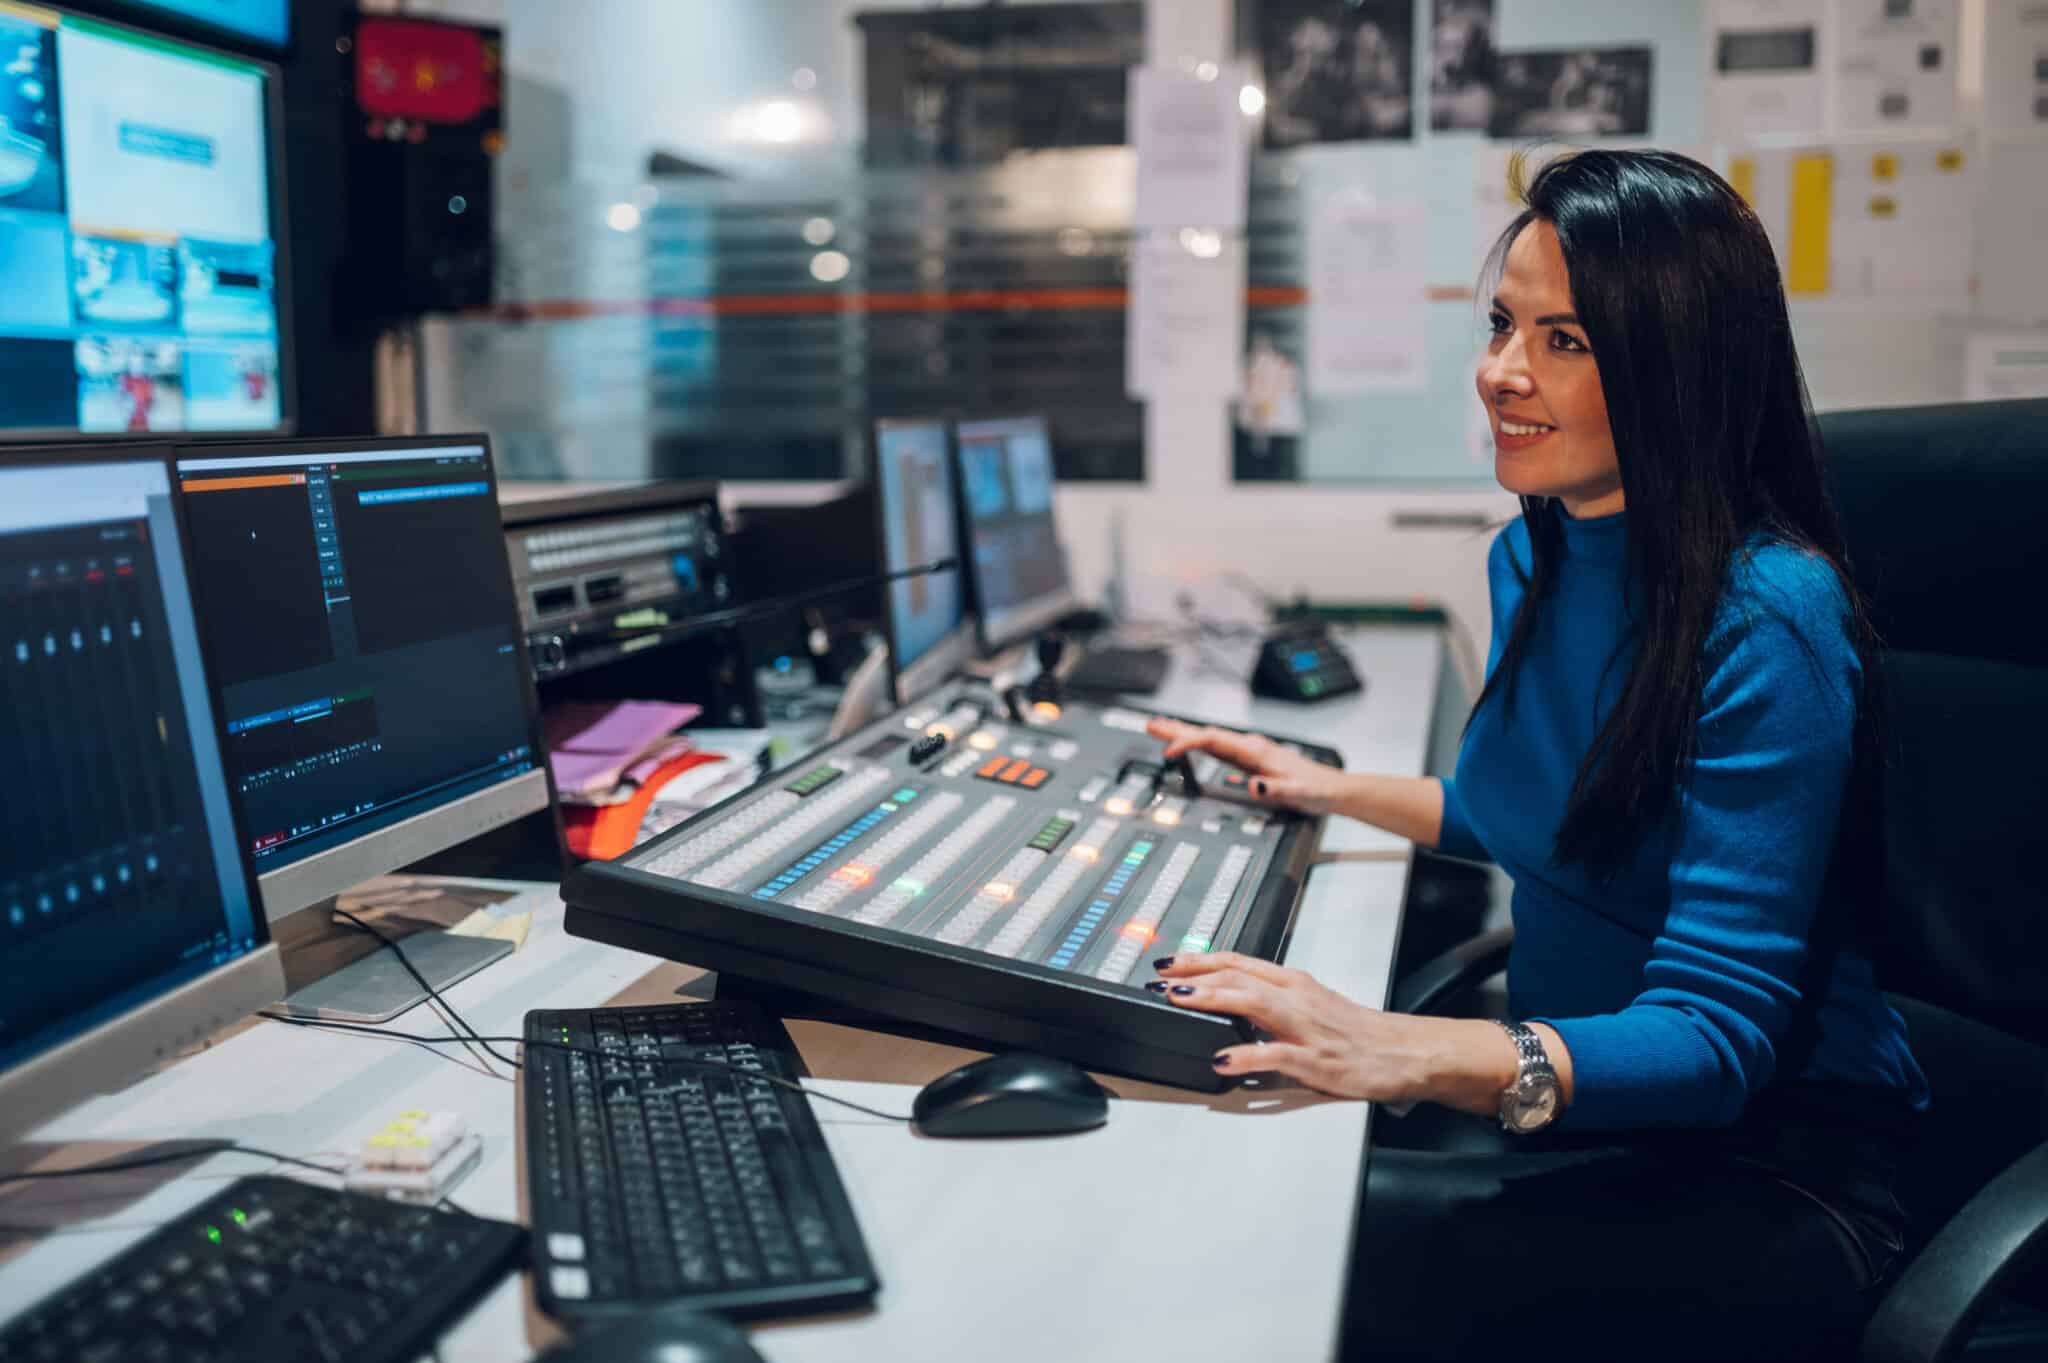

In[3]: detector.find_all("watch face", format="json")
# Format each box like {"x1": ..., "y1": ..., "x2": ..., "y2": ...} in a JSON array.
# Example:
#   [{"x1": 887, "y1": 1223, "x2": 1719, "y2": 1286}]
[{"x1": 1509, "y1": 1082, "x2": 1559, "y2": 1132}]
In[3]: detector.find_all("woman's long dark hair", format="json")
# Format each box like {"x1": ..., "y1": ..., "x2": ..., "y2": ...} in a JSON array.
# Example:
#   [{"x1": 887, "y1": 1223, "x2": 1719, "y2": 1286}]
[{"x1": 1470, "y1": 148, "x2": 1884, "y2": 875}]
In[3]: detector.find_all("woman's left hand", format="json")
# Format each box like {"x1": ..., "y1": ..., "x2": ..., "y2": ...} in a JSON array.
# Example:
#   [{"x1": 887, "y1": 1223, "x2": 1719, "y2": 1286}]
[{"x1": 1151, "y1": 952, "x2": 1509, "y2": 1112}]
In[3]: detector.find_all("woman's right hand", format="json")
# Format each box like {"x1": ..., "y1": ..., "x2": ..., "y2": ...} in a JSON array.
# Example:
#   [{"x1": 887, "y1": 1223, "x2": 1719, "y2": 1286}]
[{"x1": 1146, "y1": 717, "x2": 1353, "y2": 817}]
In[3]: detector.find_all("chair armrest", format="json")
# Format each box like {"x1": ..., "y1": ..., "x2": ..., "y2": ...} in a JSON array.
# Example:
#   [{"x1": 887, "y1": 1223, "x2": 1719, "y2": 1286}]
[
  {"x1": 1391, "y1": 925, "x2": 1515, "y2": 1016},
  {"x1": 1862, "y1": 1139, "x2": 2048, "y2": 1363}
]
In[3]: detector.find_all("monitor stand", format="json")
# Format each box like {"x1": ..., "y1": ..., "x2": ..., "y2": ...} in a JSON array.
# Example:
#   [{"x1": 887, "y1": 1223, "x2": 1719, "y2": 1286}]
[{"x1": 272, "y1": 899, "x2": 514, "y2": 1024}]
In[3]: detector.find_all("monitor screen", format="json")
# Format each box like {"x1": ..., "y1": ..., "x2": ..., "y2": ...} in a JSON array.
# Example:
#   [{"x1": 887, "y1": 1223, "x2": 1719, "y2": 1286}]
[
  {"x1": 954, "y1": 415, "x2": 1073, "y2": 650},
  {"x1": 0, "y1": 454, "x2": 265, "y2": 1081},
  {"x1": 103, "y1": 0, "x2": 290, "y2": 50},
  {"x1": 0, "y1": 5, "x2": 286, "y2": 436},
  {"x1": 174, "y1": 438, "x2": 545, "y2": 913},
  {"x1": 875, "y1": 419, "x2": 966, "y2": 695}
]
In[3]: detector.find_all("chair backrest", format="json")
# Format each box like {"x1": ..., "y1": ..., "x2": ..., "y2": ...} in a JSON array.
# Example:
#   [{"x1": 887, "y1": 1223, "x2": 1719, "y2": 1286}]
[{"x1": 1821, "y1": 400, "x2": 2048, "y2": 1047}]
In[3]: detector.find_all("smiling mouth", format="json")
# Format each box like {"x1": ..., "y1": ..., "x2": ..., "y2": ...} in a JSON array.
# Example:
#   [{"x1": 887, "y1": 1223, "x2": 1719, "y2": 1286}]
[{"x1": 1498, "y1": 418, "x2": 1554, "y2": 437}]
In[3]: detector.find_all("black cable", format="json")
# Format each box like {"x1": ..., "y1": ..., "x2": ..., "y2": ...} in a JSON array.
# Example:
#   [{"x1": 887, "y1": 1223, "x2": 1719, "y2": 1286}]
[
  {"x1": 0, "y1": 1142, "x2": 347, "y2": 1187},
  {"x1": 328, "y1": 906, "x2": 525, "y2": 1073},
  {"x1": 258, "y1": 1012, "x2": 916, "y2": 1124}
]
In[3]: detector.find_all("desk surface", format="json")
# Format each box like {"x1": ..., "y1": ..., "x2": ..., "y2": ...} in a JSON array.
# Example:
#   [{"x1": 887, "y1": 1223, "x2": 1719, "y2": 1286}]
[{"x1": 0, "y1": 626, "x2": 1441, "y2": 1361}]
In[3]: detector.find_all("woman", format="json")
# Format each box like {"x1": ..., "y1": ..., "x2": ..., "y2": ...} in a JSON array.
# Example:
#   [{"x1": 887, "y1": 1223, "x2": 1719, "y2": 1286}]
[{"x1": 1146, "y1": 149, "x2": 1928, "y2": 1361}]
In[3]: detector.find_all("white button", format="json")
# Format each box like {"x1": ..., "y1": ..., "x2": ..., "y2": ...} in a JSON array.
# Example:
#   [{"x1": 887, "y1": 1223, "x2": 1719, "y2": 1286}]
[
  {"x1": 547, "y1": 1232, "x2": 585, "y2": 1261},
  {"x1": 550, "y1": 1266, "x2": 591, "y2": 1299}
]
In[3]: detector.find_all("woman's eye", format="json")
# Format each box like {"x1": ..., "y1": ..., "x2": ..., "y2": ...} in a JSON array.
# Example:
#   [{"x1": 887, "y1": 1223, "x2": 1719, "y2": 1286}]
[
  {"x1": 1551, "y1": 330, "x2": 1587, "y2": 352},
  {"x1": 1487, "y1": 312, "x2": 1510, "y2": 334}
]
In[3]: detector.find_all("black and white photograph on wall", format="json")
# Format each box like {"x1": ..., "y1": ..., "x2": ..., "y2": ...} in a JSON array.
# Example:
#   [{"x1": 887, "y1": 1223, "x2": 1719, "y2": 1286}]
[
  {"x1": 1253, "y1": 0, "x2": 1415, "y2": 148},
  {"x1": 1429, "y1": 0, "x2": 1496, "y2": 132},
  {"x1": 1487, "y1": 47, "x2": 1653, "y2": 138}
]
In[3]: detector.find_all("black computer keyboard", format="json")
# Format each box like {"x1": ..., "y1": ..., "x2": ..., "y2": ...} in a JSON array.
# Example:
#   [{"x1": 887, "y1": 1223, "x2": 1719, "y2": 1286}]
[
  {"x1": 0, "y1": 1175, "x2": 524, "y2": 1363},
  {"x1": 523, "y1": 1001, "x2": 878, "y2": 1322},
  {"x1": 1065, "y1": 642, "x2": 1171, "y2": 695}
]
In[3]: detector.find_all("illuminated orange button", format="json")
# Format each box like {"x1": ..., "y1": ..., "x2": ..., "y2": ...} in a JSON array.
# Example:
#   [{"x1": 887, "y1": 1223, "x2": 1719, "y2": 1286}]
[
  {"x1": 976, "y1": 756, "x2": 1009, "y2": 779},
  {"x1": 999, "y1": 758, "x2": 1031, "y2": 782},
  {"x1": 1020, "y1": 768, "x2": 1050, "y2": 789}
]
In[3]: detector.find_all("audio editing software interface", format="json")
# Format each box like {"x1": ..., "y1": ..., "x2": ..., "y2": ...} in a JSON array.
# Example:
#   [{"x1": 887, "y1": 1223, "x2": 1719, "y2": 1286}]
[
  {"x1": 174, "y1": 444, "x2": 536, "y2": 870},
  {"x1": 0, "y1": 459, "x2": 261, "y2": 1072}
]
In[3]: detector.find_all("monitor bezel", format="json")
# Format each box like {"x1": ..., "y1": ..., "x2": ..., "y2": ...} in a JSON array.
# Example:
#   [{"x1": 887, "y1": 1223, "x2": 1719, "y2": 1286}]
[
  {"x1": 1, "y1": 4, "x2": 296, "y2": 441},
  {"x1": 872, "y1": 416, "x2": 975, "y2": 705},
  {"x1": 0, "y1": 441, "x2": 285, "y2": 1148},
  {"x1": 951, "y1": 413, "x2": 1079, "y2": 655},
  {"x1": 170, "y1": 432, "x2": 564, "y2": 924}
]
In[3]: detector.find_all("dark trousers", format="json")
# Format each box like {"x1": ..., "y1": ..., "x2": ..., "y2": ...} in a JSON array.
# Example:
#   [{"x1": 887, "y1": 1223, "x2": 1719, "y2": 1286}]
[{"x1": 1341, "y1": 1086, "x2": 1913, "y2": 1362}]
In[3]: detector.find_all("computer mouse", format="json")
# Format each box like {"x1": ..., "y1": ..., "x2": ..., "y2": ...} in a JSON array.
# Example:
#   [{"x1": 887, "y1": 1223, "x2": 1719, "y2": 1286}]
[
  {"x1": 912, "y1": 1051, "x2": 1110, "y2": 1138},
  {"x1": 534, "y1": 1308, "x2": 764, "y2": 1363}
]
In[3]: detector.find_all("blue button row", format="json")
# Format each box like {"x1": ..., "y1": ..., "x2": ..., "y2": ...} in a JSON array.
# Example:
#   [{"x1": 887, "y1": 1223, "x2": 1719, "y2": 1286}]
[
  {"x1": 1046, "y1": 840, "x2": 1155, "y2": 969},
  {"x1": 753, "y1": 795, "x2": 914, "y2": 900}
]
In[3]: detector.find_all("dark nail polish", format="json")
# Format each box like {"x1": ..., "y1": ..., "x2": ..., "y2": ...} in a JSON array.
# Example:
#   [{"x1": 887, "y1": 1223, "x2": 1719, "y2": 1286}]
[
  {"x1": 1153, "y1": 956, "x2": 1175, "y2": 971},
  {"x1": 1170, "y1": 984, "x2": 1196, "y2": 996},
  {"x1": 1144, "y1": 980, "x2": 1168, "y2": 993},
  {"x1": 1253, "y1": 779, "x2": 1268, "y2": 797},
  {"x1": 1211, "y1": 1052, "x2": 1231, "y2": 1068}
]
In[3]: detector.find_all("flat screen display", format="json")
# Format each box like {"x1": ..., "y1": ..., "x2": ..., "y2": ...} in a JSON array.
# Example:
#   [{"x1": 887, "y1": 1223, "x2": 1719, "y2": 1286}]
[
  {"x1": 0, "y1": 454, "x2": 263, "y2": 1075},
  {"x1": 875, "y1": 419, "x2": 965, "y2": 684},
  {"x1": 105, "y1": 0, "x2": 288, "y2": 50},
  {"x1": 174, "y1": 441, "x2": 539, "y2": 873},
  {"x1": 955, "y1": 415, "x2": 1072, "y2": 650},
  {"x1": 0, "y1": 5, "x2": 285, "y2": 435}
]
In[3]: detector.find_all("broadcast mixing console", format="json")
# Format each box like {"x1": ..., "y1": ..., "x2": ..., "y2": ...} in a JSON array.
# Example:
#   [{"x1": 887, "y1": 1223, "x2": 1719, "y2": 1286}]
[{"x1": 562, "y1": 685, "x2": 1339, "y2": 1090}]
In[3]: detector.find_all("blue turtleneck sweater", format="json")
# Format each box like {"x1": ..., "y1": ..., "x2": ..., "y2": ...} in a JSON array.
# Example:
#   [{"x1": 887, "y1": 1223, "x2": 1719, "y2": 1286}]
[{"x1": 1438, "y1": 508, "x2": 1928, "y2": 1132}]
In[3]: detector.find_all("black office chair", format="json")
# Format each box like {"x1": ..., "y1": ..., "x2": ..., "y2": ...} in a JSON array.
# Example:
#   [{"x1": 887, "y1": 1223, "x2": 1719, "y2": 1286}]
[{"x1": 1394, "y1": 399, "x2": 2048, "y2": 1363}]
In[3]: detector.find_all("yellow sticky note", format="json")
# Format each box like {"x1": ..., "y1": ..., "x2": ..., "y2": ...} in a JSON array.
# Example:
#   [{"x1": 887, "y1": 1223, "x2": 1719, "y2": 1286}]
[
  {"x1": 1871, "y1": 153, "x2": 1898, "y2": 181},
  {"x1": 1787, "y1": 154, "x2": 1833, "y2": 296},
  {"x1": 1729, "y1": 156, "x2": 1758, "y2": 208}
]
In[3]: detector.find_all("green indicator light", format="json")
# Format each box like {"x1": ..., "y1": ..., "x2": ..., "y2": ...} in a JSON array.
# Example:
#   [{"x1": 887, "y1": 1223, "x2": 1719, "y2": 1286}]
[
  {"x1": 205, "y1": 1226, "x2": 222, "y2": 1244},
  {"x1": 230, "y1": 1209, "x2": 247, "y2": 1226},
  {"x1": 895, "y1": 788, "x2": 917, "y2": 802},
  {"x1": 894, "y1": 878, "x2": 925, "y2": 896},
  {"x1": 1180, "y1": 936, "x2": 1211, "y2": 952},
  {"x1": 880, "y1": 802, "x2": 898, "y2": 813}
]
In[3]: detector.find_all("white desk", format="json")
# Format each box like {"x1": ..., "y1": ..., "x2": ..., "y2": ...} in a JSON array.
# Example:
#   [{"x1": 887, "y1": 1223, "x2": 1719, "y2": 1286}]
[{"x1": 0, "y1": 627, "x2": 1444, "y2": 1361}]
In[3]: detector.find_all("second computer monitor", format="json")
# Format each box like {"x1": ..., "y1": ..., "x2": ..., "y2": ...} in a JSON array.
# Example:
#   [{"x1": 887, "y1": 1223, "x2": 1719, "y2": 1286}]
[
  {"x1": 954, "y1": 415, "x2": 1076, "y2": 653},
  {"x1": 874, "y1": 418, "x2": 972, "y2": 703},
  {"x1": 173, "y1": 435, "x2": 551, "y2": 920}
]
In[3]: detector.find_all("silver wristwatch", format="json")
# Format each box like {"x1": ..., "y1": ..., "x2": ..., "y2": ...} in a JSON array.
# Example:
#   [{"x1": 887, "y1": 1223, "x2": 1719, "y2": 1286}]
[{"x1": 1494, "y1": 1021, "x2": 1563, "y2": 1134}]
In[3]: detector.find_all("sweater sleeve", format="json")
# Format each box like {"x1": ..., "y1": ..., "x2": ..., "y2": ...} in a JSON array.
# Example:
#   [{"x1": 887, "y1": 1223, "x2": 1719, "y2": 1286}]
[{"x1": 1538, "y1": 551, "x2": 1861, "y2": 1130}]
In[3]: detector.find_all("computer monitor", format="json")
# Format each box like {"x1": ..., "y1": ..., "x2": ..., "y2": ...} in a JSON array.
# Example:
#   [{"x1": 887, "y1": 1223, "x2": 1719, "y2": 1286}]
[
  {"x1": 172, "y1": 436, "x2": 552, "y2": 936},
  {"x1": 99, "y1": 0, "x2": 291, "y2": 52},
  {"x1": 953, "y1": 415, "x2": 1077, "y2": 652},
  {"x1": 874, "y1": 418, "x2": 971, "y2": 703},
  {"x1": 0, "y1": 4, "x2": 290, "y2": 436},
  {"x1": 0, "y1": 447, "x2": 284, "y2": 1149}
]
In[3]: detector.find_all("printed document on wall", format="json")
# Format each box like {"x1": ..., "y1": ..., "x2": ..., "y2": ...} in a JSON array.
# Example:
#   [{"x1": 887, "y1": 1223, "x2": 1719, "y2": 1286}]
[
  {"x1": 1828, "y1": 141, "x2": 1975, "y2": 302},
  {"x1": 1306, "y1": 194, "x2": 1428, "y2": 395},
  {"x1": 1131, "y1": 64, "x2": 1250, "y2": 231},
  {"x1": 1964, "y1": 333, "x2": 2048, "y2": 400},
  {"x1": 1830, "y1": 0, "x2": 1958, "y2": 132},
  {"x1": 1126, "y1": 232, "x2": 1247, "y2": 400},
  {"x1": 1707, "y1": 0, "x2": 1826, "y2": 140},
  {"x1": 1980, "y1": 0, "x2": 2048, "y2": 132}
]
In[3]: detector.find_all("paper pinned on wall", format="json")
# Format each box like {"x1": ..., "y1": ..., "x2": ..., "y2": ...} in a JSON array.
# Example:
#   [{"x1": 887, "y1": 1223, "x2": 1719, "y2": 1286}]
[
  {"x1": 1828, "y1": 140, "x2": 1976, "y2": 302},
  {"x1": 1830, "y1": 0, "x2": 1958, "y2": 133},
  {"x1": 1306, "y1": 193, "x2": 1429, "y2": 395},
  {"x1": 1981, "y1": 0, "x2": 2048, "y2": 132},
  {"x1": 1708, "y1": 0, "x2": 1827, "y2": 141},
  {"x1": 1964, "y1": 332, "x2": 2048, "y2": 400},
  {"x1": 1131, "y1": 63, "x2": 1250, "y2": 231},
  {"x1": 1126, "y1": 231, "x2": 1247, "y2": 400}
]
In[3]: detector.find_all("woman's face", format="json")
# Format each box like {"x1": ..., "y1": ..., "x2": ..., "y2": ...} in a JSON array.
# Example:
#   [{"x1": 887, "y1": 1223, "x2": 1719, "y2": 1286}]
[{"x1": 1475, "y1": 219, "x2": 1623, "y2": 518}]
